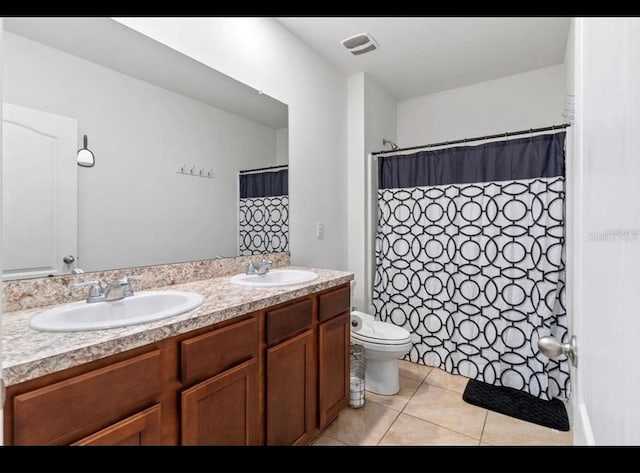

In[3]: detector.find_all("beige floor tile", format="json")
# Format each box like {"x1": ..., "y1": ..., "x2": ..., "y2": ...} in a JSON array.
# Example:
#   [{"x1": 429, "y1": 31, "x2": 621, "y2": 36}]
[
  {"x1": 312, "y1": 433, "x2": 347, "y2": 446},
  {"x1": 379, "y1": 413, "x2": 479, "y2": 446},
  {"x1": 404, "y1": 383, "x2": 487, "y2": 439},
  {"x1": 425, "y1": 368, "x2": 470, "y2": 394},
  {"x1": 482, "y1": 411, "x2": 573, "y2": 446},
  {"x1": 398, "y1": 360, "x2": 433, "y2": 382},
  {"x1": 365, "y1": 376, "x2": 421, "y2": 411},
  {"x1": 323, "y1": 401, "x2": 401, "y2": 446}
]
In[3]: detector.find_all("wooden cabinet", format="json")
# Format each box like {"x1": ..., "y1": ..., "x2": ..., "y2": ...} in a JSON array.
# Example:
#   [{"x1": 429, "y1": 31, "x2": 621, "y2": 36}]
[
  {"x1": 12, "y1": 350, "x2": 161, "y2": 445},
  {"x1": 180, "y1": 317, "x2": 258, "y2": 385},
  {"x1": 318, "y1": 312, "x2": 350, "y2": 429},
  {"x1": 73, "y1": 404, "x2": 162, "y2": 446},
  {"x1": 179, "y1": 316, "x2": 260, "y2": 446},
  {"x1": 3, "y1": 283, "x2": 351, "y2": 446},
  {"x1": 182, "y1": 359, "x2": 258, "y2": 445},
  {"x1": 266, "y1": 330, "x2": 314, "y2": 445},
  {"x1": 317, "y1": 284, "x2": 351, "y2": 429}
]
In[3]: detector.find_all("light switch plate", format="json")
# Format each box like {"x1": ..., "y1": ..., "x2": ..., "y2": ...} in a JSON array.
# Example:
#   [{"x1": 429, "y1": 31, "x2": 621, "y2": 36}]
[{"x1": 316, "y1": 222, "x2": 325, "y2": 239}]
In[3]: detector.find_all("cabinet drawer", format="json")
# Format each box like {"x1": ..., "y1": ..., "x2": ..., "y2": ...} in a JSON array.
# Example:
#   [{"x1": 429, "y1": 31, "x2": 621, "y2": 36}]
[
  {"x1": 14, "y1": 350, "x2": 161, "y2": 445},
  {"x1": 318, "y1": 285, "x2": 350, "y2": 323},
  {"x1": 181, "y1": 317, "x2": 258, "y2": 385},
  {"x1": 266, "y1": 299, "x2": 312, "y2": 346}
]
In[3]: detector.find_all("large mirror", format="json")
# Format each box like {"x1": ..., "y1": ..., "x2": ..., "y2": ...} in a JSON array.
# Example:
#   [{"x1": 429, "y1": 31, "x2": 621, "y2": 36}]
[{"x1": 1, "y1": 17, "x2": 289, "y2": 280}]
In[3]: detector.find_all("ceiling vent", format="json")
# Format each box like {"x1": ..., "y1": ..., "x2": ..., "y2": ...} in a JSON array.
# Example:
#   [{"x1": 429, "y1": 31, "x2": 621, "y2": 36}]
[{"x1": 341, "y1": 33, "x2": 378, "y2": 56}]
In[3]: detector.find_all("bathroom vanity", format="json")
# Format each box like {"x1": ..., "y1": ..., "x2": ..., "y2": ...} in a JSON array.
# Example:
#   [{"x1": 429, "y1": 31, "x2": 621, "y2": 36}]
[{"x1": 1, "y1": 266, "x2": 352, "y2": 445}]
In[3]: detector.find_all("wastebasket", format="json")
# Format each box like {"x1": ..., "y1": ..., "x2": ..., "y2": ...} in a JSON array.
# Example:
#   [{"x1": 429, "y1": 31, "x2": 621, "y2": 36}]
[{"x1": 349, "y1": 343, "x2": 366, "y2": 408}]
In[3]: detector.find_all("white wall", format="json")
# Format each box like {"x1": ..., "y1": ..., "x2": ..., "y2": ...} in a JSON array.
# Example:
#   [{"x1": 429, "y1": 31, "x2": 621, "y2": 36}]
[
  {"x1": 3, "y1": 32, "x2": 279, "y2": 272},
  {"x1": 115, "y1": 18, "x2": 348, "y2": 270},
  {"x1": 347, "y1": 73, "x2": 397, "y2": 311},
  {"x1": 276, "y1": 127, "x2": 289, "y2": 165},
  {"x1": 397, "y1": 65, "x2": 565, "y2": 146},
  {"x1": 363, "y1": 76, "x2": 396, "y2": 312},
  {"x1": 347, "y1": 74, "x2": 366, "y2": 310}
]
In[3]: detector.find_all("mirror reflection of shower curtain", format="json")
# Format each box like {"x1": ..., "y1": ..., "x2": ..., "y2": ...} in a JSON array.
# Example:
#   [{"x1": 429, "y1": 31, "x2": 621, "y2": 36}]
[
  {"x1": 238, "y1": 167, "x2": 289, "y2": 256},
  {"x1": 372, "y1": 133, "x2": 569, "y2": 401}
]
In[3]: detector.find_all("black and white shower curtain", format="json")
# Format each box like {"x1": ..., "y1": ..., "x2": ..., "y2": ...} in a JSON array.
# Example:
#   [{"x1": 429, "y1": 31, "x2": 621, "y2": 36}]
[
  {"x1": 372, "y1": 133, "x2": 569, "y2": 400},
  {"x1": 239, "y1": 168, "x2": 289, "y2": 256}
]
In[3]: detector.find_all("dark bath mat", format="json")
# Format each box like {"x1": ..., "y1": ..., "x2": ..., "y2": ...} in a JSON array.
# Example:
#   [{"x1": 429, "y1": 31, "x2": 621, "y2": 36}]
[{"x1": 463, "y1": 379, "x2": 570, "y2": 431}]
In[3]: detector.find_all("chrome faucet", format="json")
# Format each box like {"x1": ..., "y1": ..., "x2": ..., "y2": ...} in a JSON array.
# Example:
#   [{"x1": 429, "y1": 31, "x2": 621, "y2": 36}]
[
  {"x1": 244, "y1": 259, "x2": 273, "y2": 275},
  {"x1": 103, "y1": 279, "x2": 127, "y2": 302},
  {"x1": 72, "y1": 275, "x2": 144, "y2": 303}
]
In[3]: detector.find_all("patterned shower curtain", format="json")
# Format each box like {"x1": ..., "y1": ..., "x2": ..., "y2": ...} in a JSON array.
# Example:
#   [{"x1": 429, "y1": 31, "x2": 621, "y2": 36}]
[
  {"x1": 239, "y1": 168, "x2": 289, "y2": 256},
  {"x1": 372, "y1": 133, "x2": 570, "y2": 400}
]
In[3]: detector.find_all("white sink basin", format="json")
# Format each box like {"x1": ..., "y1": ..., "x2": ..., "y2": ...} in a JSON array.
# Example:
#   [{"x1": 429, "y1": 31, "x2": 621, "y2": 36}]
[
  {"x1": 230, "y1": 269, "x2": 318, "y2": 287},
  {"x1": 29, "y1": 290, "x2": 204, "y2": 332}
]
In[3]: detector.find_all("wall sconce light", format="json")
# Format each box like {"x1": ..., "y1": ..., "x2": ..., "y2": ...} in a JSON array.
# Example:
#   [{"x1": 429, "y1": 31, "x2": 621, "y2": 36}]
[{"x1": 77, "y1": 134, "x2": 95, "y2": 167}]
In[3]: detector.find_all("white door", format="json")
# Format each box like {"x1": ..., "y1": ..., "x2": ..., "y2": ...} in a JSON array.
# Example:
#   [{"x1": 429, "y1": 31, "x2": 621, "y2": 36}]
[
  {"x1": 569, "y1": 18, "x2": 640, "y2": 445},
  {"x1": 2, "y1": 103, "x2": 78, "y2": 280}
]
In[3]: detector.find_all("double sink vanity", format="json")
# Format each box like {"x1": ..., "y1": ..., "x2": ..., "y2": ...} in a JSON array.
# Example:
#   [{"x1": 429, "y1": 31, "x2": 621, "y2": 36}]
[
  {"x1": 2, "y1": 256, "x2": 353, "y2": 445},
  {"x1": 0, "y1": 18, "x2": 351, "y2": 446}
]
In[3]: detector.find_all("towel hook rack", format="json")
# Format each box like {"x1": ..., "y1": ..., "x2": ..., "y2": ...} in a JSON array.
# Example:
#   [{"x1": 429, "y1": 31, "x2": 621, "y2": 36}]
[{"x1": 176, "y1": 164, "x2": 214, "y2": 179}]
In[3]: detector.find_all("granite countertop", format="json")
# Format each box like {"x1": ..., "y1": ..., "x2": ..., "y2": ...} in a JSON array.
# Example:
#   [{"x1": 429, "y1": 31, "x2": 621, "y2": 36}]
[{"x1": 2, "y1": 266, "x2": 353, "y2": 386}]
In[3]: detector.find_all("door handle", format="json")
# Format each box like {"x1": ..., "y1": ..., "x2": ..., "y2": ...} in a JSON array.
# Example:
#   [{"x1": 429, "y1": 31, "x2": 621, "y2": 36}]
[
  {"x1": 538, "y1": 335, "x2": 578, "y2": 367},
  {"x1": 63, "y1": 255, "x2": 76, "y2": 264}
]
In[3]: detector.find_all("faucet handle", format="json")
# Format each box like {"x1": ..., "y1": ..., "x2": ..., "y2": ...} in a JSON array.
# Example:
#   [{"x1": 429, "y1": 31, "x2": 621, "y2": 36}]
[
  {"x1": 72, "y1": 280, "x2": 103, "y2": 302},
  {"x1": 259, "y1": 259, "x2": 273, "y2": 270},
  {"x1": 120, "y1": 275, "x2": 144, "y2": 283},
  {"x1": 244, "y1": 260, "x2": 257, "y2": 274},
  {"x1": 121, "y1": 275, "x2": 144, "y2": 297},
  {"x1": 72, "y1": 280, "x2": 101, "y2": 292},
  {"x1": 256, "y1": 259, "x2": 273, "y2": 274}
]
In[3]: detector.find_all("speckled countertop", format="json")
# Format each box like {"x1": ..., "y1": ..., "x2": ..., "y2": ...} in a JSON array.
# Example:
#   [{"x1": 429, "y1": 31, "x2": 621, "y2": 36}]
[{"x1": 2, "y1": 266, "x2": 353, "y2": 386}]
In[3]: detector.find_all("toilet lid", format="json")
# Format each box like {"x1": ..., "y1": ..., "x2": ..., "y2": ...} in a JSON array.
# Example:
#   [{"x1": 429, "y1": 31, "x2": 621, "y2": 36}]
[{"x1": 352, "y1": 320, "x2": 411, "y2": 344}]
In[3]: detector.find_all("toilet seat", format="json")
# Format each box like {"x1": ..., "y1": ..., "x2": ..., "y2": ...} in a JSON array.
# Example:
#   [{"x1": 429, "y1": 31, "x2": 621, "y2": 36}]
[
  {"x1": 352, "y1": 320, "x2": 411, "y2": 346},
  {"x1": 349, "y1": 311, "x2": 413, "y2": 395}
]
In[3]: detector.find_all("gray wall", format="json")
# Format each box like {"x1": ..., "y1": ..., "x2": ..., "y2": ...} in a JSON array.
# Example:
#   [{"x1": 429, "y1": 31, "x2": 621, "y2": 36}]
[{"x1": 3, "y1": 32, "x2": 279, "y2": 272}]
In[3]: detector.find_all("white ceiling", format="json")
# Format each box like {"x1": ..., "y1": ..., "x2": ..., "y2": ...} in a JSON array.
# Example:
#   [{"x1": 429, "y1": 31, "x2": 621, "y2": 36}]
[
  {"x1": 276, "y1": 17, "x2": 571, "y2": 100},
  {"x1": 4, "y1": 17, "x2": 288, "y2": 129}
]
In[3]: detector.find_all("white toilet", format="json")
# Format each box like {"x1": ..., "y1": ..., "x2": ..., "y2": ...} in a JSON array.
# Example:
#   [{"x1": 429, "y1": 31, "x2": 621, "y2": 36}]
[{"x1": 351, "y1": 311, "x2": 412, "y2": 396}]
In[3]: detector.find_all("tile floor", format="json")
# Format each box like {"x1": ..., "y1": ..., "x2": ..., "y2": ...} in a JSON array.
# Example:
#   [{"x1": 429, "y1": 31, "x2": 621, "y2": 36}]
[{"x1": 314, "y1": 360, "x2": 573, "y2": 446}]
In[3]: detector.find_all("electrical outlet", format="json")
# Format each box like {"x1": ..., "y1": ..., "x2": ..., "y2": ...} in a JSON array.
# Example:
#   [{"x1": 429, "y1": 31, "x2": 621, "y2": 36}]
[{"x1": 316, "y1": 222, "x2": 325, "y2": 240}]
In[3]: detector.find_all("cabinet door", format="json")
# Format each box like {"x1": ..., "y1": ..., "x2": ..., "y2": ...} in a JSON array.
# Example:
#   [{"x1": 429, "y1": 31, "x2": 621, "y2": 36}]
[
  {"x1": 181, "y1": 358, "x2": 258, "y2": 445},
  {"x1": 13, "y1": 350, "x2": 161, "y2": 445},
  {"x1": 318, "y1": 312, "x2": 350, "y2": 429},
  {"x1": 266, "y1": 330, "x2": 314, "y2": 445},
  {"x1": 72, "y1": 404, "x2": 161, "y2": 446}
]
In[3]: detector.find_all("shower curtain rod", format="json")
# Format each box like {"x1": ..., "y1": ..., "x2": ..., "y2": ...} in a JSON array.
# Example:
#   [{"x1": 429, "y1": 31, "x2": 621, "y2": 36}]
[
  {"x1": 371, "y1": 123, "x2": 571, "y2": 156},
  {"x1": 239, "y1": 164, "x2": 288, "y2": 175}
]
